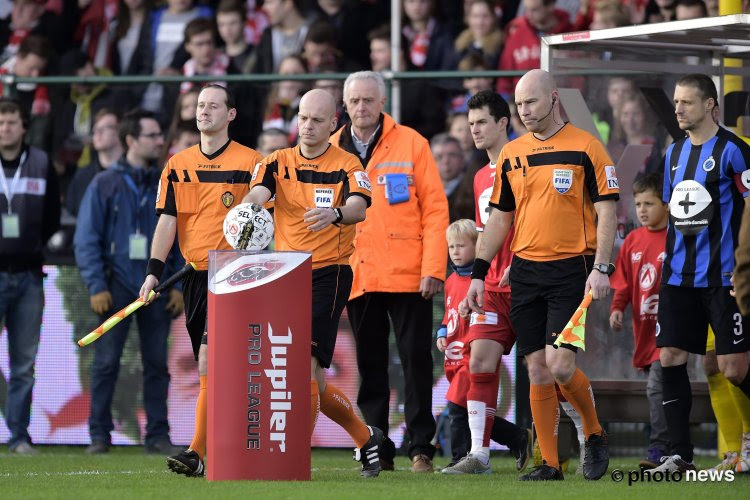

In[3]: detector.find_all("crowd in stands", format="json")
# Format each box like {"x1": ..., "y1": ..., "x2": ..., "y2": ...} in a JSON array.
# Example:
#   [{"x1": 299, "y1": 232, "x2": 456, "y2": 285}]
[{"x1": 0, "y1": 0, "x2": 743, "y2": 247}]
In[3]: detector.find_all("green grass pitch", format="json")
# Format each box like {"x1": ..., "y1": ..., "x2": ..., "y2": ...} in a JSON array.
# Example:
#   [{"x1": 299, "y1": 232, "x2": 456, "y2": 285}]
[{"x1": 1, "y1": 448, "x2": 747, "y2": 499}]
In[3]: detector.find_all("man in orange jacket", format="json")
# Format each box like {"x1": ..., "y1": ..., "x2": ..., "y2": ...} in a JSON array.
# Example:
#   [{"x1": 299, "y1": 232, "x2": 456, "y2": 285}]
[{"x1": 330, "y1": 71, "x2": 449, "y2": 473}]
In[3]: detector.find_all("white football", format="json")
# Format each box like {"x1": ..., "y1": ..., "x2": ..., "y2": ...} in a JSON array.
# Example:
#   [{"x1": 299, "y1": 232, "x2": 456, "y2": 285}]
[{"x1": 223, "y1": 203, "x2": 274, "y2": 250}]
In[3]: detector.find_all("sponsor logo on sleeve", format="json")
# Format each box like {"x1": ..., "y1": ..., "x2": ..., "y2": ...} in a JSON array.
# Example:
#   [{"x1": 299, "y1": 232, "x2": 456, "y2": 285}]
[
  {"x1": 605, "y1": 165, "x2": 619, "y2": 189},
  {"x1": 353, "y1": 170, "x2": 372, "y2": 191}
]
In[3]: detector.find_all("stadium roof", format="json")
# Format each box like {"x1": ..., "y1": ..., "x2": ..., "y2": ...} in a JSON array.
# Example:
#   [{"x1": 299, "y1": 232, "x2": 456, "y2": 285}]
[{"x1": 541, "y1": 14, "x2": 750, "y2": 77}]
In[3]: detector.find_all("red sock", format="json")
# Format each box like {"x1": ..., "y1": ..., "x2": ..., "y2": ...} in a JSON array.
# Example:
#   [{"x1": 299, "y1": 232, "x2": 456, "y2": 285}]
[
  {"x1": 467, "y1": 372, "x2": 499, "y2": 447},
  {"x1": 530, "y1": 383, "x2": 560, "y2": 469},
  {"x1": 558, "y1": 368, "x2": 602, "y2": 438}
]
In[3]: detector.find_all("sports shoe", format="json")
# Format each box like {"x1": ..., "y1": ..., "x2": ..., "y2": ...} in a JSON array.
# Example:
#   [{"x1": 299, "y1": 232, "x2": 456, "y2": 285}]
[
  {"x1": 411, "y1": 454, "x2": 434, "y2": 473},
  {"x1": 10, "y1": 442, "x2": 37, "y2": 455},
  {"x1": 436, "y1": 461, "x2": 459, "y2": 473},
  {"x1": 583, "y1": 430, "x2": 609, "y2": 480},
  {"x1": 519, "y1": 462, "x2": 564, "y2": 481},
  {"x1": 708, "y1": 452, "x2": 739, "y2": 472},
  {"x1": 441, "y1": 453, "x2": 491, "y2": 475},
  {"x1": 512, "y1": 428, "x2": 532, "y2": 472},
  {"x1": 353, "y1": 425, "x2": 383, "y2": 478},
  {"x1": 86, "y1": 441, "x2": 110, "y2": 455},
  {"x1": 639, "y1": 446, "x2": 667, "y2": 470},
  {"x1": 166, "y1": 449, "x2": 205, "y2": 477},
  {"x1": 647, "y1": 454, "x2": 696, "y2": 474}
]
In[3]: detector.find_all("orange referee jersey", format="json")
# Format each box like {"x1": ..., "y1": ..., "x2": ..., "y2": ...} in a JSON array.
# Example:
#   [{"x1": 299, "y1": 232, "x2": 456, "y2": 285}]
[
  {"x1": 156, "y1": 140, "x2": 262, "y2": 270},
  {"x1": 490, "y1": 123, "x2": 619, "y2": 261},
  {"x1": 250, "y1": 144, "x2": 372, "y2": 269}
]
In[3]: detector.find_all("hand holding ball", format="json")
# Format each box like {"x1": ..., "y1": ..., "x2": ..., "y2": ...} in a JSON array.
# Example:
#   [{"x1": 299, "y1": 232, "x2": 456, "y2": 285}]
[{"x1": 223, "y1": 203, "x2": 274, "y2": 250}]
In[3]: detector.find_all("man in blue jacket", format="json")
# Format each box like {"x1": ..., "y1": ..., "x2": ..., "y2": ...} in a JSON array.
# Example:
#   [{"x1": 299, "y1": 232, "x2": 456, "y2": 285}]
[{"x1": 74, "y1": 109, "x2": 183, "y2": 454}]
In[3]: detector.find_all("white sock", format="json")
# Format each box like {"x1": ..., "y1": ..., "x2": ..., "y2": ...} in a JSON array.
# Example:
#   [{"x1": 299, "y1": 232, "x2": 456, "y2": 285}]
[
  {"x1": 561, "y1": 401, "x2": 585, "y2": 449},
  {"x1": 467, "y1": 400, "x2": 488, "y2": 462}
]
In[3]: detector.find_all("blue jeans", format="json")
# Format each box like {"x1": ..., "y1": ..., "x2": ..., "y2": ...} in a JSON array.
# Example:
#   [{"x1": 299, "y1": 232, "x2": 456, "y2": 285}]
[
  {"x1": 89, "y1": 280, "x2": 172, "y2": 445},
  {"x1": 0, "y1": 270, "x2": 44, "y2": 449}
]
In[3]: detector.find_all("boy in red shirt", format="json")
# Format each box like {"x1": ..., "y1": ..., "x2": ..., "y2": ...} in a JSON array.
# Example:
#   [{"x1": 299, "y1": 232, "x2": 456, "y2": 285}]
[
  {"x1": 609, "y1": 172, "x2": 669, "y2": 469},
  {"x1": 437, "y1": 219, "x2": 530, "y2": 472}
]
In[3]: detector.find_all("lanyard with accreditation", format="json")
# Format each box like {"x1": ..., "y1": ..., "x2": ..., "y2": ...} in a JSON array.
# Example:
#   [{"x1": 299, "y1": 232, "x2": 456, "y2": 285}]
[{"x1": 0, "y1": 150, "x2": 27, "y2": 238}]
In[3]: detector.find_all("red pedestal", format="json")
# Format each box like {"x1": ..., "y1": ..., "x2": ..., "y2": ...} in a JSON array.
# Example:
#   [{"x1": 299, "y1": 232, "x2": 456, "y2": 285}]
[{"x1": 207, "y1": 251, "x2": 311, "y2": 481}]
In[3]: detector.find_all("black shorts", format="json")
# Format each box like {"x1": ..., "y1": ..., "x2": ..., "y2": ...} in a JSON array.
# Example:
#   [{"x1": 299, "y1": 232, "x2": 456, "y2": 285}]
[
  {"x1": 657, "y1": 284, "x2": 749, "y2": 355},
  {"x1": 183, "y1": 270, "x2": 208, "y2": 360},
  {"x1": 312, "y1": 264, "x2": 353, "y2": 368},
  {"x1": 509, "y1": 255, "x2": 594, "y2": 357}
]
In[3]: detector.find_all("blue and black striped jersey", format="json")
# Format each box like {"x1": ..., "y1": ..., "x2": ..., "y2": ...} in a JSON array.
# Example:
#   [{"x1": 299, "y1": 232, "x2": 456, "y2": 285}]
[{"x1": 663, "y1": 127, "x2": 750, "y2": 287}]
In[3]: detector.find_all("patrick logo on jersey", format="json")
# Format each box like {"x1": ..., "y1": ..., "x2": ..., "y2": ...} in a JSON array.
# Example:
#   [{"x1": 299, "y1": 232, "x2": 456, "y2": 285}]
[{"x1": 669, "y1": 180, "x2": 713, "y2": 236}]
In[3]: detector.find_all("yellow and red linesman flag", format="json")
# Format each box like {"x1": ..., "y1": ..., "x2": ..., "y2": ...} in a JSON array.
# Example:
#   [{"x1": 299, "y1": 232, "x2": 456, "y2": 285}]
[
  {"x1": 553, "y1": 291, "x2": 593, "y2": 351},
  {"x1": 77, "y1": 262, "x2": 196, "y2": 347}
]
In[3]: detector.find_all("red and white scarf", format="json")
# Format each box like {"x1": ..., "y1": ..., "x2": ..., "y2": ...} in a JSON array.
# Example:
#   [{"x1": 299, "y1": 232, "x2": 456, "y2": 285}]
[
  {"x1": 403, "y1": 18, "x2": 435, "y2": 68},
  {"x1": 180, "y1": 52, "x2": 230, "y2": 94}
]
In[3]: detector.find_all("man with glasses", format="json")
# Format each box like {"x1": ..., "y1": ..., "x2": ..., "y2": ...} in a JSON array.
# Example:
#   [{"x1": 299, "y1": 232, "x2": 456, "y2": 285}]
[{"x1": 74, "y1": 109, "x2": 184, "y2": 455}]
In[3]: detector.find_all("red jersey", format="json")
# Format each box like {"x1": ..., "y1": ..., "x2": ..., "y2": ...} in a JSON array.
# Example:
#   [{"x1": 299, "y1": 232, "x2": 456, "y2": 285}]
[
  {"x1": 442, "y1": 271, "x2": 471, "y2": 402},
  {"x1": 474, "y1": 162, "x2": 513, "y2": 293},
  {"x1": 610, "y1": 226, "x2": 666, "y2": 369}
]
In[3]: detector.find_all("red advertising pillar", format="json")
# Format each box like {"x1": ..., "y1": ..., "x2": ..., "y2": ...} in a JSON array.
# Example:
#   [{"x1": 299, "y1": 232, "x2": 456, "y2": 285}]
[{"x1": 207, "y1": 251, "x2": 312, "y2": 481}]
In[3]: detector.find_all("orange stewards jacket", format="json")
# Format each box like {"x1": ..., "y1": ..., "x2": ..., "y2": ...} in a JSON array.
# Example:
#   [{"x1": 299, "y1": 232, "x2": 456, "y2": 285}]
[{"x1": 330, "y1": 113, "x2": 449, "y2": 300}]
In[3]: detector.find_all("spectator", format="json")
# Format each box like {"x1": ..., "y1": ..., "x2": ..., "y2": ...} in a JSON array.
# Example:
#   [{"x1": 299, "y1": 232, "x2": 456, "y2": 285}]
[
  {"x1": 448, "y1": 112, "x2": 484, "y2": 171},
  {"x1": 367, "y1": 24, "x2": 446, "y2": 140},
  {"x1": 590, "y1": 76, "x2": 637, "y2": 146},
  {"x1": 402, "y1": 0, "x2": 455, "y2": 71},
  {"x1": 0, "y1": 97, "x2": 61, "y2": 454},
  {"x1": 74, "y1": 109, "x2": 183, "y2": 455},
  {"x1": 164, "y1": 87, "x2": 199, "y2": 154},
  {"x1": 262, "y1": 54, "x2": 307, "y2": 143},
  {"x1": 51, "y1": 50, "x2": 118, "y2": 192},
  {"x1": 0, "y1": 34, "x2": 53, "y2": 149},
  {"x1": 454, "y1": 0, "x2": 504, "y2": 70},
  {"x1": 608, "y1": 94, "x2": 657, "y2": 166},
  {"x1": 109, "y1": 0, "x2": 155, "y2": 112},
  {"x1": 163, "y1": 120, "x2": 199, "y2": 162},
  {"x1": 450, "y1": 52, "x2": 494, "y2": 113},
  {"x1": 315, "y1": 0, "x2": 382, "y2": 69},
  {"x1": 431, "y1": 133, "x2": 474, "y2": 222},
  {"x1": 66, "y1": 109, "x2": 123, "y2": 218},
  {"x1": 244, "y1": 0, "x2": 269, "y2": 46},
  {"x1": 644, "y1": 0, "x2": 676, "y2": 23},
  {"x1": 253, "y1": 0, "x2": 311, "y2": 74},
  {"x1": 256, "y1": 127, "x2": 289, "y2": 156},
  {"x1": 496, "y1": 0, "x2": 573, "y2": 97},
  {"x1": 674, "y1": 0, "x2": 707, "y2": 19},
  {"x1": 330, "y1": 71, "x2": 449, "y2": 473},
  {"x1": 216, "y1": 0, "x2": 254, "y2": 73},
  {"x1": 704, "y1": 0, "x2": 718, "y2": 16},
  {"x1": 302, "y1": 20, "x2": 360, "y2": 72},
  {"x1": 589, "y1": 0, "x2": 631, "y2": 29},
  {"x1": 75, "y1": 0, "x2": 119, "y2": 69},
  {"x1": 0, "y1": 0, "x2": 79, "y2": 65},
  {"x1": 179, "y1": 17, "x2": 230, "y2": 95},
  {"x1": 140, "y1": 0, "x2": 213, "y2": 116}
]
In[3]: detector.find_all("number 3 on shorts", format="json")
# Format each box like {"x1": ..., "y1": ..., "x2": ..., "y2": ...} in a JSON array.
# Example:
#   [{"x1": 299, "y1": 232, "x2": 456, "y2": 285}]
[{"x1": 733, "y1": 312, "x2": 743, "y2": 336}]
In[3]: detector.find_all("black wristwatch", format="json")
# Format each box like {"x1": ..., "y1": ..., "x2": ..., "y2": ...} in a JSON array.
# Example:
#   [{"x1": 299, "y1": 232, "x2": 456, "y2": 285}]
[
  {"x1": 593, "y1": 263, "x2": 615, "y2": 276},
  {"x1": 333, "y1": 207, "x2": 344, "y2": 224}
]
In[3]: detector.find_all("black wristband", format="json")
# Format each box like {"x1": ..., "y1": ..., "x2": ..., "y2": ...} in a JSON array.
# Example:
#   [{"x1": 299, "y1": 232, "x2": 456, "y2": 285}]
[
  {"x1": 333, "y1": 207, "x2": 344, "y2": 224},
  {"x1": 146, "y1": 258, "x2": 165, "y2": 280},
  {"x1": 470, "y1": 258, "x2": 491, "y2": 281}
]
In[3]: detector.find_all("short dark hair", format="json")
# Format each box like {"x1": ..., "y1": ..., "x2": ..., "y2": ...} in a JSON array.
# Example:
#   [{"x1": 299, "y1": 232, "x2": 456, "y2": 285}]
[
  {"x1": 467, "y1": 90, "x2": 511, "y2": 128},
  {"x1": 216, "y1": 0, "x2": 246, "y2": 17},
  {"x1": 675, "y1": 0, "x2": 708, "y2": 16},
  {"x1": 458, "y1": 52, "x2": 488, "y2": 72},
  {"x1": 201, "y1": 84, "x2": 236, "y2": 109},
  {"x1": 633, "y1": 172, "x2": 665, "y2": 198},
  {"x1": 93, "y1": 108, "x2": 119, "y2": 126},
  {"x1": 184, "y1": 17, "x2": 216, "y2": 44},
  {"x1": 368, "y1": 24, "x2": 390, "y2": 43},
  {"x1": 17, "y1": 34, "x2": 53, "y2": 62},
  {"x1": 0, "y1": 97, "x2": 27, "y2": 127},
  {"x1": 119, "y1": 109, "x2": 157, "y2": 146},
  {"x1": 676, "y1": 73, "x2": 718, "y2": 105},
  {"x1": 305, "y1": 21, "x2": 336, "y2": 46}
]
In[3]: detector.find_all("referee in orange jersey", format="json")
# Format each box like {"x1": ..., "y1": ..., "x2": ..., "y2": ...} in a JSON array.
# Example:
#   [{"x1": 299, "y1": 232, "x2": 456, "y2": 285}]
[
  {"x1": 466, "y1": 69, "x2": 618, "y2": 481},
  {"x1": 244, "y1": 88, "x2": 384, "y2": 478}
]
